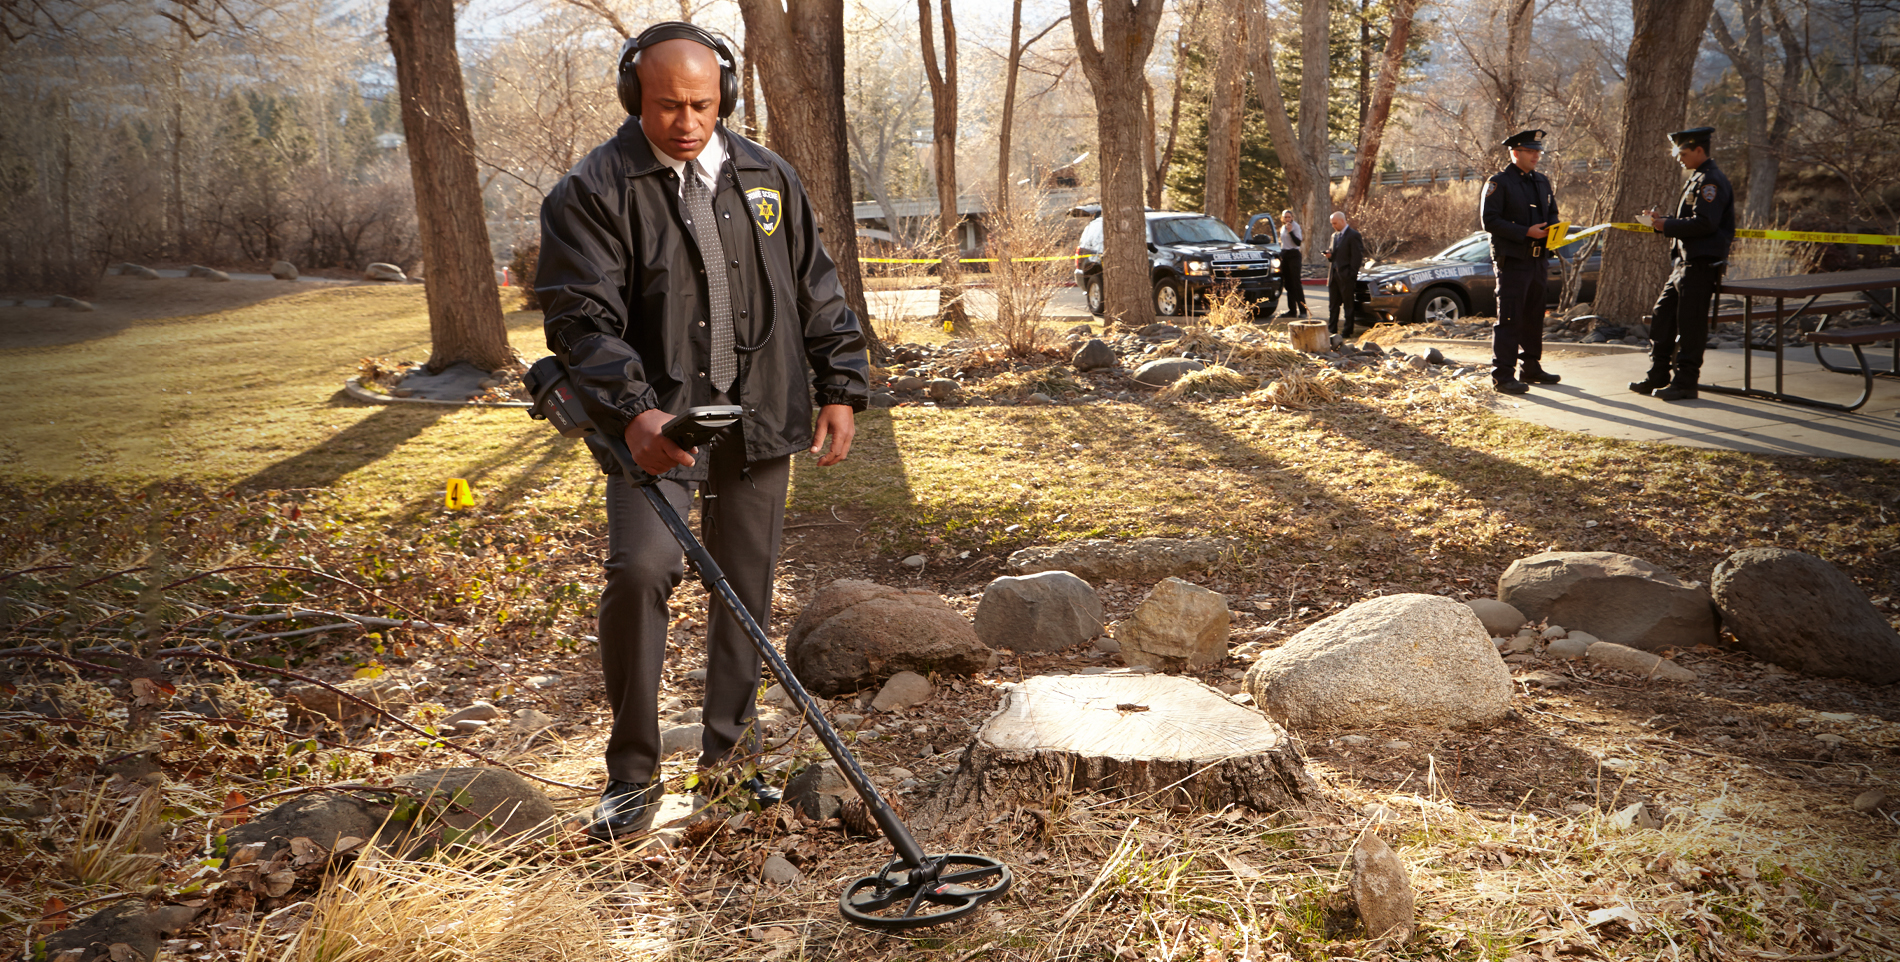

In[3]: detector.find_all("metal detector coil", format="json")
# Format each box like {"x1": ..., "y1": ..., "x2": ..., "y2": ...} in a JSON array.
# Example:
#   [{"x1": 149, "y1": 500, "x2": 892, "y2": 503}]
[{"x1": 524, "y1": 356, "x2": 1010, "y2": 930}]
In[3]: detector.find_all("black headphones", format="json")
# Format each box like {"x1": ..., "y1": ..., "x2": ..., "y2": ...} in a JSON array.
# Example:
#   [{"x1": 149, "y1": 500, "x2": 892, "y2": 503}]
[{"x1": 617, "y1": 21, "x2": 739, "y2": 119}]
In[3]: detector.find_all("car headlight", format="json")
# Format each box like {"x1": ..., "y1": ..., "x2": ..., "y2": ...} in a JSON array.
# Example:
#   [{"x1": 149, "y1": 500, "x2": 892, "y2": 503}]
[
  {"x1": 1383, "y1": 279, "x2": 1410, "y2": 294},
  {"x1": 1271, "y1": 256, "x2": 1282, "y2": 270},
  {"x1": 1184, "y1": 260, "x2": 1209, "y2": 275}
]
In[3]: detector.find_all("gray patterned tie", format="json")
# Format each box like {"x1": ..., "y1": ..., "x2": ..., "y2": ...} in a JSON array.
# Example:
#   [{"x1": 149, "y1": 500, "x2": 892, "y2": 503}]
[{"x1": 680, "y1": 158, "x2": 736, "y2": 393}]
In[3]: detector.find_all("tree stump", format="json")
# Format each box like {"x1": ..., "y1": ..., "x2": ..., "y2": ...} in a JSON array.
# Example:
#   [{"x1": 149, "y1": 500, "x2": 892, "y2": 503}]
[
  {"x1": 1288, "y1": 319, "x2": 1331, "y2": 353},
  {"x1": 928, "y1": 673, "x2": 1324, "y2": 818}
]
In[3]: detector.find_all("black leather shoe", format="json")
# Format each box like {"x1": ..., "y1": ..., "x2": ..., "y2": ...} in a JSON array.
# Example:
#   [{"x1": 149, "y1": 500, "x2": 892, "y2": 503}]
[
  {"x1": 697, "y1": 773, "x2": 784, "y2": 809},
  {"x1": 584, "y1": 779, "x2": 663, "y2": 841},
  {"x1": 739, "y1": 776, "x2": 783, "y2": 808},
  {"x1": 1493, "y1": 377, "x2": 1529, "y2": 394},
  {"x1": 1629, "y1": 376, "x2": 1669, "y2": 394},
  {"x1": 1652, "y1": 384, "x2": 1698, "y2": 401},
  {"x1": 1520, "y1": 368, "x2": 1562, "y2": 384}
]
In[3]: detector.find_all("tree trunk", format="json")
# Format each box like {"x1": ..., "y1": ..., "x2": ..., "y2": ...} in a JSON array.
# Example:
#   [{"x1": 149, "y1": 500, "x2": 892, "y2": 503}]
[
  {"x1": 386, "y1": 0, "x2": 513, "y2": 373},
  {"x1": 1148, "y1": 4, "x2": 1198, "y2": 211},
  {"x1": 925, "y1": 674, "x2": 1326, "y2": 820},
  {"x1": 1491, "y1": 0, "x2": 1535, "y2": 144},
  {"x1": 919, "y1": 0, "x2": 967, "y2": 333},
  {"x1": 1345, "y1": 0, "x2": 1421, "y2": 212},
  {"x1": 741, "y1": 44, "x2": 760, "y2": 142},
  {"x1": 1247, "y1": 3, "x2": 1328, "y2": 264},
  {"x1": 1709, "y1": 0, "x2": 1802, "y2": 226},
  {"x1": 1203, "y1": 6, "x2": 1246, "y2": 231},
  {"x1": 1296, "y1": 0, "x2": 1332, "y2": 263},
  {"x1": 735, "y1": 0, "x2": 880, "y2": 355},
  {"x1": 1070, "y1": 0, "x2": 1167, "y2": 327},
  {"x1": 1593, "y1": 0, "x2": 1719, "y2": 324}
]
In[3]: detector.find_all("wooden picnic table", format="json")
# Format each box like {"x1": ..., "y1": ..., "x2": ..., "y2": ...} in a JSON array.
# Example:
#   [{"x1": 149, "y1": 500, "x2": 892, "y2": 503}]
[{"x1": 1709, "y1": 267, "x2": 1900, "y2": 412}]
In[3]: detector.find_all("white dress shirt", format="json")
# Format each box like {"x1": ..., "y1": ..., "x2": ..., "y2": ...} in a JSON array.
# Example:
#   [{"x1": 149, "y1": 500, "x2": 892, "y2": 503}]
[{"x1": 645, "y1": 126, "x2": 728, "y2": 197}]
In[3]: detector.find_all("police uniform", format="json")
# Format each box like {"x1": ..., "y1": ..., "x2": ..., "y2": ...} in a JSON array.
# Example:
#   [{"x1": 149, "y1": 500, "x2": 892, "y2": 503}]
[
  {"x1": 1633, "y1": 127, "x2": 1735, "y2": 401},
  {"x1": 1481, "y1": 129, "x2": 1561, "y2": 392}
]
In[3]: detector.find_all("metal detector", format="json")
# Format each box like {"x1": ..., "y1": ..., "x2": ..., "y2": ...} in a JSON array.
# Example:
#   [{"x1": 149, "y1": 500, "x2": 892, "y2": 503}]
[{"x1": 524, "y1": 358, "x2": 1010, "y2": 930}]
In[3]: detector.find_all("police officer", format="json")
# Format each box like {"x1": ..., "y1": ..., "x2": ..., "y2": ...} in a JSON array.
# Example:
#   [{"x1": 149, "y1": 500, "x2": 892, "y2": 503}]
[
  {"x1": 1481, "y1": 129, "x2": 1562, "y2": 394},
  {"x1": 1631, "y1": 127, "x2": 1735, "y2": 401}
]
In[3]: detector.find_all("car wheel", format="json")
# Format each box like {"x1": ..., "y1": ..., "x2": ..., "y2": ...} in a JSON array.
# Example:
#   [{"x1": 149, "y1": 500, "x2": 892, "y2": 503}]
[
  {"x1": 1153, "y1": 278, "x2": 1184, "y2": 317},
  {"x1": 1085, "y1": 276, "x2": 1105, "y2": 315},
  {"x1": 1414, "y1": 287, "x2": 1467, "y2": 325}
]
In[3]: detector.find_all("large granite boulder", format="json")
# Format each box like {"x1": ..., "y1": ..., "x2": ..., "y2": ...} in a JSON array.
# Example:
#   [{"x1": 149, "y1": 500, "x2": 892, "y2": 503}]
[
  {"x1": 1114, "y1": 577, "x2": 1230, "y2": 669},
  {"x1": 786, "y1": 580, "x2": 992, "y2": 697},
  {"x1": 1245, "y1": 593, "x2": 1511, "y2": 729},
  {"x1": 1006, "y1": 537, "x2": 1233, "y2": 586},
  {"x1": 1711, "y1": 548, "x2": 1900, "y2": 683},
  {"x1": 1498, "y1": 551, "x2": 1717, "y2": 652},
  {"x1": 364, "y1": 262, "x2": 407, "y2": 282},
  {"x1": 973, "y1": 570, "x2": 1105, "y2": 653}
]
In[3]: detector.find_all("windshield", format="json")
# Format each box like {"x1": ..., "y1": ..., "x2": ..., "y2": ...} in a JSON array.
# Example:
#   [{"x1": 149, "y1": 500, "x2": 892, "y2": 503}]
[
  {"x1": 1436, "y1": 234, "x2": 1492, "y2": 263},
  {"x1": 1151, "y1": 216, "x2": 1241, "y2": 245}
]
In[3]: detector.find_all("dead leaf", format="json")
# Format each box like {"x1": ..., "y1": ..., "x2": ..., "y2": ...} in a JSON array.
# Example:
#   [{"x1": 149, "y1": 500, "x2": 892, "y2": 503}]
[
  {"x1": 752, "y1": 925, "x2": 798, "y2": 942},
  {"x1": 221, "y1": 790, "x2": 250, "y2": 826},
  {"x1": 37, "y1": 896, "x2": 69, "y2": 934},
  {"x1": 333, "y1": 836, "x2": 366, "y2": 854},
  {"x1": 260, "y1": 869, "x2": 297, "y2": 898},
  {"x1": 1216, "y1": 851, "x2": 1261, "y2": 878},
  {"x1": 108, "y1": 944, "x2": 143, "y2": 962},
  {"x1": 130, "y1": 677, "x2": 172, "y2": 707},
  {"x1": 229, "y1": 841, "x2": 264, "y2": 866},
  {"x1": 1585, "y1": 905, "x2": 1645, "y2": 932}
]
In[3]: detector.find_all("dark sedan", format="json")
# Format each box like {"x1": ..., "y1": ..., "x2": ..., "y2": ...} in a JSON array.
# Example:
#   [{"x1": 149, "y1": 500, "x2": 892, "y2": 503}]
[{"x1": 1360, "y1": 232, "x2": 1601, "y2": 325}]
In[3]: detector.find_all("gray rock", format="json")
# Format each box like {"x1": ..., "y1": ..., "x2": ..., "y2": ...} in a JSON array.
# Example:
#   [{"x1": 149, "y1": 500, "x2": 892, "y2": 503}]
[
  {"x1": 1093, "y1": 635, "x2": 1121, "y2": 654},
  {"x1": 1006, "y1": 536, "x2": 1234, "y2": 586},
  {"x1": 974, "y1": 570, "x2": 1105, "y2": 653},
  {"x1": 684, "y1": 668, "x2": 709, "y2": 681},
  {"x1": 1503, "y1": 634, "x2": 1536, "y2": 654},
  {"x1": 870, "y1": 670, "x2": 934, "y2": 711},
  {"x1": 784, "y1": 762, "x2": 849, "y2": 821},
  {"x1": 284, "y1": 671, "x2": 414, "y2": 726},
  {"x1": 451, "y1": 718, "x2": 489, "y2": 734},
  {"x1": 224, "y1": 767, "x2": 556, "y2": 862},
  {"x1": 364, "y1": 262, "x2": 407, "y2": 282},
  {"x1": 761, "y1": 854, "x2": 802, "y2": 884},
  {"x1": 831, "y1": 712, "x2": 866, "y2": 730},
  {"x1": 901, "y1": 554, "x2": 926, "y2": 568},
  {"x1": 1136, "y1": 323, "x2": 1185, "y2": 338},
  {"x1": 1711, "y1": 548, "x2": 1900, "y2": 684},
  {"x1": 660, "y1": 724, "x2": 703, "y2": 757},
  {"x1": 204, "y1": 269, "x2": 231, "y2": 282},
  {"x1": 1402, "y1": 354, "x2": 1429, "y2": 372},
  {"x1": 1338, "y1": 734, "x2": 1372, "y2": 746},
  {"x1": 1245, "y1": 593, "x2": 1512, "y2": 729},
  {"x1": 1498, "y1": 551, "x2": 1717, "y2": 652},
  {"x1": 526, "y1": 674, "x2": 561, "y2": 689},
  {"x1": 1115, "y1": 577, "x2": 1230, "y2": 670},
  {"x1": 925, "y1": 378, "x2": 959, "y2": 399},
  {"x1": 1520, "y1": 670, "x2": 1571, "y2": 688},
  {"x1": 1584, "y1": 642, "x2": 1697, "y2": 682},
  {"x1": 869, "y1": 391, "x2": 898, "y2": 408},
  {"x1": 1545, "y1": 636, "x2": 1591, "y2": 659},
  {"x1": 1853, "y1": 789, "x2": 1886, "y2": 813},
  {"x1": 1131, "y1": 357, "x2": 1205, "y2": 387},
  {"x1": 1540, "y1": 625, "x2": 1568, "y2": 641},
  {"x1": 1350, "y1": 833, "x2": 1415, "y2": 942},
  {"x1": 41, "y1": 902, "x2": 200, "y2": 962},
  {"x1": 1026, "y1": 392, "x2": 1055, "y2": 405},
  {"x1": 785, "y1": 580, "x2": 992, "y2": 697},
  {"x1": 271, "y1": 260, "x2": 299, "y2": 280},
  {"x1": 668, "y1": 706, "x2": 705, "y2": 724},
  {"x1": 892, "y1": 375, "x2": 926, "y2": 392},
  {"x1": 1425, "y1": 348, "x2": 1445, "y2": 365},
  {"x1": 444, "y1": 701, "x2": 502, "y2": 725},
  {"x1": 127, "y1": 264, "x2": 161, "y2": 280},
  {"x1": 186, "y1": 264, "x2": 212, "y2": 277},
  {"x1": 1072, "y1": 338, "x2": 1117, "y2": 371}
]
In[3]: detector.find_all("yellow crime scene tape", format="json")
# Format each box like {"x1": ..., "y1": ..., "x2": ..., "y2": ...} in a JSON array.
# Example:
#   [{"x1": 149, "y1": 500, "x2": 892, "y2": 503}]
[
  {"x1": 1550, "y1": 221, "x2": 1900, "y2": 249},
  {"x1": 859, "y1": 254, "x2": 1085, "y2": 263}
]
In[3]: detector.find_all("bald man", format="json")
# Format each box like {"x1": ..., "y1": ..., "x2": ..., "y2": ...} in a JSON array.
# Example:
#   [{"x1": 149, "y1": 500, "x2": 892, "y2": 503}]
[{"x1": 535, "y1": 23, "x2": 870, "y2": 841}]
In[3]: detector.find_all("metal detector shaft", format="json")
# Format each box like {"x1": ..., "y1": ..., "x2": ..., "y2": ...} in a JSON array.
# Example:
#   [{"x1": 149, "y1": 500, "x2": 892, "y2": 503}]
[{"x1": 593, "y1": 433, "x2": 929, "y2": 870}]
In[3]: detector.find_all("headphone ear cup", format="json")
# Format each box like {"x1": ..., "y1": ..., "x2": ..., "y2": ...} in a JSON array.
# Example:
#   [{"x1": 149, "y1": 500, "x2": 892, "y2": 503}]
[
  {"x1": 719, "y1": 65, "x2": 738, "y2": 119},
  {"x1": 618, "y1": 66, "x2": 641, "y2": 117}
]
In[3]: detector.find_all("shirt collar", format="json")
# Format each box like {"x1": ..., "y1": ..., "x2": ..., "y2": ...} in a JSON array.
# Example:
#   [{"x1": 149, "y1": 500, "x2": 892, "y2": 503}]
[{"x1": 645, "y1": 126, "x2": 727, "y2": 196}]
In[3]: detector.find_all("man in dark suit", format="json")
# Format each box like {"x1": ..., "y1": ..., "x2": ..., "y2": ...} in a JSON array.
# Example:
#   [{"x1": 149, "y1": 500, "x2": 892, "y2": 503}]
[
  {"x1": 1481, "y1": 128, "x2": 1562, "y2": 394},
  {"x1": 1631, "y1": 126, "x2": 1736, "y2": 402},
  {"x1": 1323, "y1": 211, "x2": 1365, "y2": 338}
]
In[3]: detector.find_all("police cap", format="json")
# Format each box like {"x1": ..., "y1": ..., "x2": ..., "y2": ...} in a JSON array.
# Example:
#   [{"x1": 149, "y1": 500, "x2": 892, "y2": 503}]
[
  {"x1": 1501, "y1": 129, "x2": 1546, "y2": 150},
  {"x1": 1668, "y1": 127, "x2": 1715, "y2": 150}
]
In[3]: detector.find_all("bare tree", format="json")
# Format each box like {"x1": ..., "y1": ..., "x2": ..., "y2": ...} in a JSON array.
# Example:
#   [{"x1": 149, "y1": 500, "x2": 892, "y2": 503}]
[
  {"x1": 736, "y1": 0, "x2": 878, "y2": 353},
  {"x1": 1709, "y1": 0, "x2": 1804, "y2": 226},
  {"x1": 387, "y1": 0, "x2": 513, "y2": 372},
  {"x1": 1070, "y1": 0, "x2": 1167, "y2": 325},
  {"x1": 1203, "y1": 5, "x2": 1247, "y2": 230},
  {"x1": 1345, "y1": 0, "x2": 1422, "y2": 212},
  {"x1": 1491, "y1": 0, "x2": 1535, "y2": 144},
  {"x1": 994, "y1": 0, "x2": 1071, "y2": 331},
  {"x1": 1246, "y1": 0, "x2": 1331, "y2": 264},
  {"x1": 1591, "y1": 0, "x2": 1720, "y2": 324},
  {"x1": 918, "y1": 0, "x2": 967, "y2": 332},
  {"x1": 1143, "y1": 2, "x2": 1200, "y2": 210}
]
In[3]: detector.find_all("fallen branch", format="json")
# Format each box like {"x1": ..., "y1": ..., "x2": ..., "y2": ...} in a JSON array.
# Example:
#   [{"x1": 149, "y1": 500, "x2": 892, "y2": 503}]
[
  {"x1": 0, "y1": 891, "x2": 145, "y2": 935},
  {"x1": 0, "y1": 646, "x2": 129, "y2": 674},
  {"x1": 158, "y1": 565, "x2": 425, "y2": 622}
]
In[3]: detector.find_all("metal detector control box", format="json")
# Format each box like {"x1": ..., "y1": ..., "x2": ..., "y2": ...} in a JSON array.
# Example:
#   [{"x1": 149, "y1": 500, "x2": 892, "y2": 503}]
[{"x1": 661, "y1": 405, "x2": 742, "y2": 449}]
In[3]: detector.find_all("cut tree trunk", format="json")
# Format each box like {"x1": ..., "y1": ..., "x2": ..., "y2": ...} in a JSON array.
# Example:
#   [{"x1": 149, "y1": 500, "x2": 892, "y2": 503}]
[
  {"x1": 1288, "y1": 319, "x2": 1331, "y2": 353},
  {"x1": 386, "y1": 0, "x2": 513, "y2": 373},
  {"x1": 927, "y1": 673, "x2": 1325, "y2": 819}
]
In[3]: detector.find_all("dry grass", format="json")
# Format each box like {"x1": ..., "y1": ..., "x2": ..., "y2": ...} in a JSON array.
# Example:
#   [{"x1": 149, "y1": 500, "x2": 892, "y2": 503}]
[{"x1": 1158, "y1": 364, "x2": 1257, "y2": 400}]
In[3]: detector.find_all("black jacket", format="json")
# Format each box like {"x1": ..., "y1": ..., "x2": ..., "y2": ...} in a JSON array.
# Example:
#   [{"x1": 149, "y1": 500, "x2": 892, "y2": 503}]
[
  {"x1": 1482, "y1": 164, "x2": 1559, "y2": 262},
  {"x1": 1328, "y1": 226, "x2": 1365, "y2": 278},
  {"x1": 1661, "y1": 158, "x2": 1736, "y2": 264},
  {"x1": 535, "y1": 119, "x2": 869, "y2": 479}
]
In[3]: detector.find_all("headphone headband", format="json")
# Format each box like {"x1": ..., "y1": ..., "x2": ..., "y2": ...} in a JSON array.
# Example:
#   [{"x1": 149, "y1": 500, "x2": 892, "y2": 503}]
[{"x1": 621, "y1": 21, "x2": 734, "y2": 72}]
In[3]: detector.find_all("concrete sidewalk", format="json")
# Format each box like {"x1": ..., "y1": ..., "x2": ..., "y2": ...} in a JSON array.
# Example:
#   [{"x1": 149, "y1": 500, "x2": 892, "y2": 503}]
[{"x1": 1420, "y1": 337, "x2": 1900, "y2": 459}]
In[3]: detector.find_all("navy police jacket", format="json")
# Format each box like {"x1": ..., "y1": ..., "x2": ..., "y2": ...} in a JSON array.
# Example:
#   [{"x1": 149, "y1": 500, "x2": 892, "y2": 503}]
[
  {"x1": 1481, "y1": 164, "x2": 1559, "y2": 263},
  {"x1": 1660, "y1": 159, "x2": 1736, "y2": 264}
]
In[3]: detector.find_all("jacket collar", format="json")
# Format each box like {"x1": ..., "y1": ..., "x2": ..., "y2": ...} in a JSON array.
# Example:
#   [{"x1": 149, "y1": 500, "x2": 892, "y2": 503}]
[{"x1": 616, "y1": 117, "x2": 770, "y2": 177}]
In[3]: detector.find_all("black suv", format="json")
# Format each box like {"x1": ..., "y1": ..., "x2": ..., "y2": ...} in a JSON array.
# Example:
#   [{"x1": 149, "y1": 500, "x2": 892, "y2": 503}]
[{"x1": 1074, "y1": 211, "x2": 1282, "y2": 318}]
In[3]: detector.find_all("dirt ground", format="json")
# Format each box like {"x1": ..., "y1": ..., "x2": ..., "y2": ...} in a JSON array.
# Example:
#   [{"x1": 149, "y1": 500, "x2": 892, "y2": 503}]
[{"x1": 0, "y1": 275, "x2": 367, "y2": 351}]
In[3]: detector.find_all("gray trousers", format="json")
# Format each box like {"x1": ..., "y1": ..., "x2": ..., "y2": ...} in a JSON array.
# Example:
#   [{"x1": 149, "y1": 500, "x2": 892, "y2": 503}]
[{"x1": 598, "y1": 446, "x2": 789, "y2": 785}]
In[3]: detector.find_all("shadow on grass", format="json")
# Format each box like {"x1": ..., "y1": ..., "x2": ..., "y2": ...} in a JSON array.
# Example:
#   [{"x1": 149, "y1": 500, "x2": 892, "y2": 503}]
[{"x1": 238, "y1": 401, "x2": 450, "y2": 494}]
